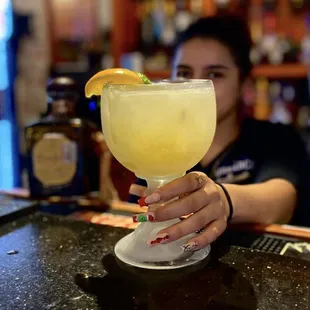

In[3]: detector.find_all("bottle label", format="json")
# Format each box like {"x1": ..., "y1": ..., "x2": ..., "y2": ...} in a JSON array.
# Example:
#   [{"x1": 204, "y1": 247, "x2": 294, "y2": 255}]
[{"x1": 32, "y1": 133, "x2": 77, "y2": 187}]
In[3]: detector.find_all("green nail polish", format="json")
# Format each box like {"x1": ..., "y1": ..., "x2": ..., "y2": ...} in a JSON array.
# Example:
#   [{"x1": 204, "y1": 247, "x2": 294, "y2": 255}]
[{"x1": 138, "y1": 214, "x2": 148, "y2": 222}]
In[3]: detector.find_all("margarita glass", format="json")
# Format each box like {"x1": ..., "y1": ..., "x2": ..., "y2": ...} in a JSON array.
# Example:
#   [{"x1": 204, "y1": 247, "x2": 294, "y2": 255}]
[{"x1": 101, "y1": 79, "x2": 216, "y2": 269}]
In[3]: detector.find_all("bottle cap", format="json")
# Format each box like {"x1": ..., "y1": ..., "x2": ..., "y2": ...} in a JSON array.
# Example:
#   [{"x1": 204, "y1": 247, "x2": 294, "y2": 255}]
[
  {"x1": 47, "y1": 77, "x2": 79, "y2": 117},
  {"x1": 47, "y1": 77, "x2": 79, "y2": 103}
]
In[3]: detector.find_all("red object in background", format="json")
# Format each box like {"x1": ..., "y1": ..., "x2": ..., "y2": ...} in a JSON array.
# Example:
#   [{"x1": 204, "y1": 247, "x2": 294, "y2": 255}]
[
  {"x1": 110, "y1": 157, "x2": 136, "y2": 202},
  {"x1": 263, "y1": 12, "x2": 277, "y2": 33}
]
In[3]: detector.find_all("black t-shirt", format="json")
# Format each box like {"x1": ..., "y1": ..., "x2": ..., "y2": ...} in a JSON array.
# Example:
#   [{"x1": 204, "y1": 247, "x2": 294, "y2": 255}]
[{"x1": 128, "y1": 118, "x2": 310, "y2": 226}]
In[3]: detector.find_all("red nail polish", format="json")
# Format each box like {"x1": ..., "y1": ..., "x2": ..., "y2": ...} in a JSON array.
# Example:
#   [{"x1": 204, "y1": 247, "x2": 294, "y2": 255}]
[
  {"x1": 138, "y1": 197, "x2": 148, "y2": 207},
  {"x1": 149, "y1": 234, "x2": 169, "y2": 245}
]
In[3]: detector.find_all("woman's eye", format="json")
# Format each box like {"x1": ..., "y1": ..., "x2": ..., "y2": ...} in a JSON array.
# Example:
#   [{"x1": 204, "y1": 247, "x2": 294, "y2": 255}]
[
  {"x1": 177, "y1": 71, "x2": 192, "y2": 79},
  {"x1": 206, "y1": 72, "x2": 223, "y2": 80}
]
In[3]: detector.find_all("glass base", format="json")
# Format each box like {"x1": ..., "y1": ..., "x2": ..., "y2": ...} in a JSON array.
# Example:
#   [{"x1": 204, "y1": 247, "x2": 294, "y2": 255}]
[{"x1": 114, "y1": 231, "x2": 211, "y2": 270}]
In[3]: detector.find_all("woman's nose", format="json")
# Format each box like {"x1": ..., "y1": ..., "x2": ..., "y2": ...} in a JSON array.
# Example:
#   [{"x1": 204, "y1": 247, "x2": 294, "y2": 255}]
[{"x1": 193, "y1": 69, "x2": 203, "y2": 80}]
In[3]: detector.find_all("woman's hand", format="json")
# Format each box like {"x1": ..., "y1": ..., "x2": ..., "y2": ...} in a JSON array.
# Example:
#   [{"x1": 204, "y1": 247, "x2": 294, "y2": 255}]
[{"x1": 129, "y1": 172, "x2": 230, "y2": 252}]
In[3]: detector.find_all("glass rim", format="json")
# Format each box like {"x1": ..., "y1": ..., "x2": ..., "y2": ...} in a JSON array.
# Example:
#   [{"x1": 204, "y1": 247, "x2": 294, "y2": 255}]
[{"x1": 102, "y1": 79, "x2": 214, "y2": 91}]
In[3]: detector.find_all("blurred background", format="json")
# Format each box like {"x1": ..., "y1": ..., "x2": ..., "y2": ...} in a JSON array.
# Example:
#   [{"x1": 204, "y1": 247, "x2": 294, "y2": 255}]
[{"x1": 2, "y1": 0, "x2": 310, "y2": 191}]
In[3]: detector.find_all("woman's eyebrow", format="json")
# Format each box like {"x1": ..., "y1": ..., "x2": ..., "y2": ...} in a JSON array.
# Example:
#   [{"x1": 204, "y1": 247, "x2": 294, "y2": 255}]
[
  {"x1": 203, "y1": 64, "x2": 229, "y2": 70},
  {"x1": 176, "y1": 64, "x2": 192, "y2": 70}
]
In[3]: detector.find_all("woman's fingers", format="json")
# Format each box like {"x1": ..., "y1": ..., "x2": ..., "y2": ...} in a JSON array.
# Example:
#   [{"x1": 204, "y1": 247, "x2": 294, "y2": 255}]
[
  {"x1": 181, "y1": 219, "x2": 227, "y2": 252},
  {"x1": 154, "y1": 181, "x2": 219, "y2": 221},
  {"x1": 131, "y1": 172, "x2": 228, "y2": 248},
  {"x1": 133, "y1": 181, "x2": 220, "y2": 223},
  {"x1": 142, "y1": 172, "x2": 210, "y2": 205},
  {"x1": 149, "y1": 200, "x2": 222, "y2": 244},
  {"x1": 129, "y1": 184, "x2": 147, "y2": 197}
]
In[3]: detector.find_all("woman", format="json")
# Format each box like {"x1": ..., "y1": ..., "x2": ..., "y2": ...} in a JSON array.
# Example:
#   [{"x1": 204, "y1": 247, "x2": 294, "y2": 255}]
[{"x1": 129, "y1": 15, "x2": 309, "y2": 251}]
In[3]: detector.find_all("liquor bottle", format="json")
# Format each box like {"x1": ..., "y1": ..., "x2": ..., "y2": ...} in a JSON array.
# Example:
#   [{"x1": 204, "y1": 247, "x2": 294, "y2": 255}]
[
  {"x1": 140, "y1": 0, "x2": 156, "y2": 55},
  {"x1": 175, "y1": 0, "x2": 195, "y2": 33},
  {"x1": 25, "y1": 77, "x2": 102, "y2": 198},
  {"x1": 282, "y1": 83, "x2": 297, "y2": 123},
  {"x1": 278, "y1": 32, "x2": 299, "y2": 63},
  {"x1": 260, "y1": 12, "x2": 282, "y2": 64},
  {"x1": 270, "y1": 82, "x2": 293, "y2": 124},
  {"x1": 159, "y1": 0, "x2": 176, "y2": 46},
  {"x1": 254, "y1": 78, "x2": 271, "y2": 121},
  {"x1": 249, "y1": 3, "x2": 263, "y2": 65}
]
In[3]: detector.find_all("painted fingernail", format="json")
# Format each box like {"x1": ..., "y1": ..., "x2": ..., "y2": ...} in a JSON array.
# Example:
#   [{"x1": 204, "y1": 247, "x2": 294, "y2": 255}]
[
  {"x1": 138, "y1": 197, "x2": 147, "y2": 207},
  {"x1": 147, "y1": 233, "x2": 169, "y2": 247},
  {"x1": 181, "y1": 241, "x2": 199, "y2": 252},
  {"x1": 145, "y1": 192, "x2": 161, "y2": 204},
  {"x1": 132, "y1": 213, "x2": 155, "y2": 223}
]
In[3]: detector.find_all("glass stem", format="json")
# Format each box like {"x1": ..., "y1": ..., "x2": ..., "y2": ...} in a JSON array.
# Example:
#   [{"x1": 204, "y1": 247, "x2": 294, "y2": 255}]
[{"x1": 142, "y1": 174, "x2": 185, "y2": 196}]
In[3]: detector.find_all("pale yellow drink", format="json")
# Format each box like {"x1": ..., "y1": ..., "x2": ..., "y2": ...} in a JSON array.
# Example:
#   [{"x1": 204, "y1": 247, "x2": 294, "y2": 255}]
[
  {"x1": 86, "y1": 71, "x2": 217, "y2": 269},
  {"x1": 101, "y1": 80, "x2": 216, "y2": 179}
]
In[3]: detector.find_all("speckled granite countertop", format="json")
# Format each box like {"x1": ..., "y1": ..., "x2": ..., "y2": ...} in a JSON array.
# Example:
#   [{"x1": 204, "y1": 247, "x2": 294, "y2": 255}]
[{"x1": 0, "y1": 213, "x2": 309, "y2": 310}]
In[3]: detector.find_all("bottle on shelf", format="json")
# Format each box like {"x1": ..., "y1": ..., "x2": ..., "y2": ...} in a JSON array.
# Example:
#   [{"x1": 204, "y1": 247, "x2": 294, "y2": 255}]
[
  {"x1": 250, "y1": 10, "x2": 298, "y2": 66},
  {"x1": 249, "y1": 3, "x2": 264, "y2": 65},
  {"x1": 175, "y1": 0, "x2": 196, "y2": 33},
  {"x1": 282, "y1": 82, "x2": 298, "y2": 122},
  {"x1": 140, "y1": 0, "x2": 157, "y2": 54},
  {"x1": 138, "y1": 0, "x2": 171, "y2": 72},
  {"x1": 25, "y1": 77, "x2": 103, "y2": 199},
  {"x1": 269, "y1": 81, "x2": 293, "y2": 124},
  {"x1": 261, "y1": 12, "x2": 282, "y2": 65},
  {"x1": 278, "y1": 31, "x2": 299, "y2": 64},
  {"x1": 254, "y1": 78, "x2": 272, "y2": 121},
  {"x1": 159, "y1": 0, "x2": 177, "y2": 46}
]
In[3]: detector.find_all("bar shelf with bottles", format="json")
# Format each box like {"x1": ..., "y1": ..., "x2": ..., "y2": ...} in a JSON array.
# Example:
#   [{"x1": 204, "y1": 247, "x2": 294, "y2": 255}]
[
  {"x1": 112, "y1": 0, "x2": 310, "y2": 134},
  {"x1": 145, "y1": 64, "x2": 310, "y2": 80},
  {"x1": 114, "y1": 0, "x2": 310, "y2": 81}
]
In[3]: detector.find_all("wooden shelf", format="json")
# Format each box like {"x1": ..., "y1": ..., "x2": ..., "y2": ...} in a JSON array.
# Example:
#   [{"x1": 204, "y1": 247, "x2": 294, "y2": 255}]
[
  {"x1": 252, "y1": 64, "x2": 310, "y2": 79},
  {"x1": 145, "y1": 64, "x2": 310, "y2": 80}
]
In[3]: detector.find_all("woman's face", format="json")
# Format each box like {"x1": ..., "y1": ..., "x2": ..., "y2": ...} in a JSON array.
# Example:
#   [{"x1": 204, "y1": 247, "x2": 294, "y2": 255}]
[{"x1": 172, "y1": 38, "x2": 242, "y2": 124}]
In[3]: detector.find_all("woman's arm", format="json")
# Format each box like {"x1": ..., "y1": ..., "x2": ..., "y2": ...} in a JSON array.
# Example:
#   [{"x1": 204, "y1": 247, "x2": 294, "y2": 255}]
[
  {"x1": 224, "y1": 178, "x2": 296, "y2": 225},
  {"x1": 130, "y1": 177, "x2": 297, "y2": 225}
]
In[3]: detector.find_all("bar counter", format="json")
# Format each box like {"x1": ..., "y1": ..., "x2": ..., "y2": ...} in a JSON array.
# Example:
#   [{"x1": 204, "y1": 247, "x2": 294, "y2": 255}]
[
  {"x1": 2, "y1": 188, "x2": 310, "y2": 240},
  {"x1": 0, "y1": 193, "x2": 310, "y2": 309}
]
